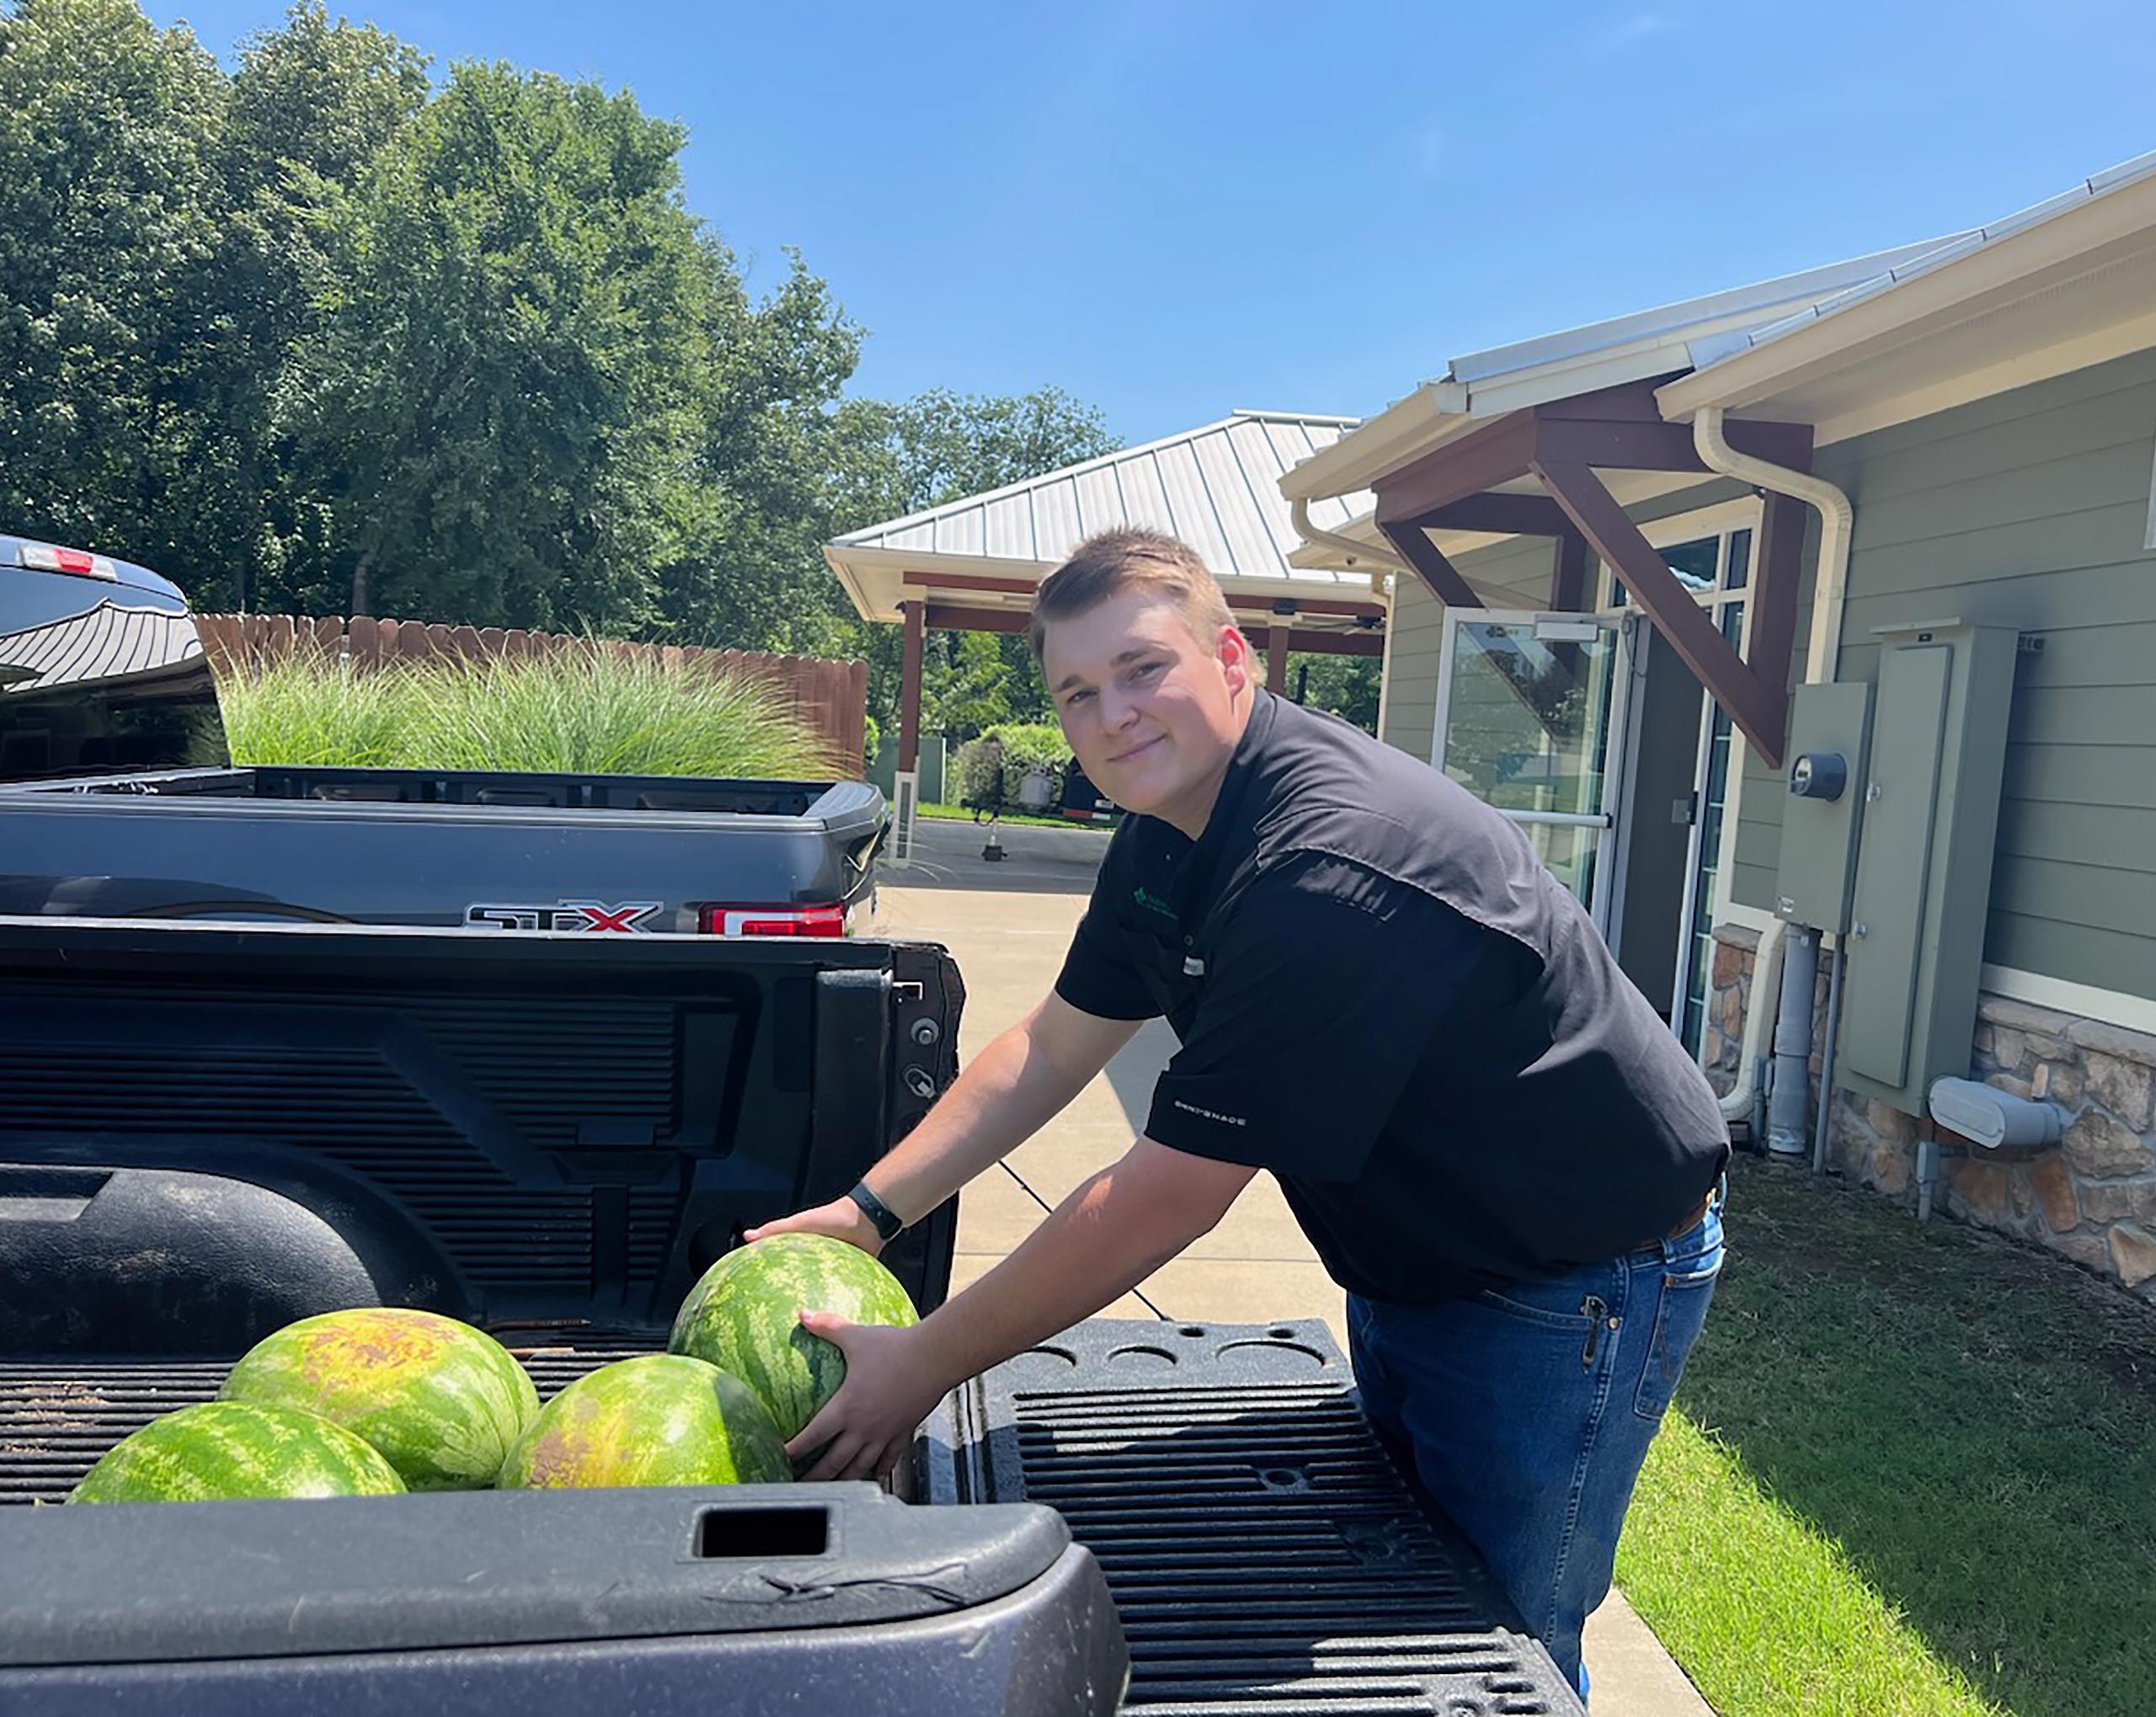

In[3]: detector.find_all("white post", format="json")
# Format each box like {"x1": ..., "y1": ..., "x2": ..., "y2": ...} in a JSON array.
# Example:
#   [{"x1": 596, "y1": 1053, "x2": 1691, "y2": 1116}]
[{"x1": 889, "y1": 771, "x2": 919, "y2": 869}]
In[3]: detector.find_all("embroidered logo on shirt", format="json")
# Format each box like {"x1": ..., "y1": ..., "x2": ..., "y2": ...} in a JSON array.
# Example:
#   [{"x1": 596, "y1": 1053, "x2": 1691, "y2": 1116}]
[
  {"x1": 1172, "y1": 1098, "x2": 1246, "y2": 1128},
  {"x1": 1133, "y1": 885, "x2": 1179, "y2": 921}
]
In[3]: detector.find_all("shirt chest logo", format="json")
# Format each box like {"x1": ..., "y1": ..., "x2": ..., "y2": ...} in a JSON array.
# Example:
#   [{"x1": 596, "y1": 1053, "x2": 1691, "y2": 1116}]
[{"x1": 1132, "y1": 884, "x2": 1179, "y2": 922}]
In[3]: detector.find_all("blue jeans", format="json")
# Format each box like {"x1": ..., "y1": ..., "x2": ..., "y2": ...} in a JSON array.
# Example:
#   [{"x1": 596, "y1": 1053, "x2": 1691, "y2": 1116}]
[{"x1": 1347, "y1": 1192, "x2": 1724, "y2": 1706}]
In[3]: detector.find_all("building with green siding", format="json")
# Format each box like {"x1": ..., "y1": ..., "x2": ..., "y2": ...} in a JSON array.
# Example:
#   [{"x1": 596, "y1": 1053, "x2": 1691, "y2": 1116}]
[{"x1": 1280, "y1": 151, "x2": 2156, "y2": 1294}]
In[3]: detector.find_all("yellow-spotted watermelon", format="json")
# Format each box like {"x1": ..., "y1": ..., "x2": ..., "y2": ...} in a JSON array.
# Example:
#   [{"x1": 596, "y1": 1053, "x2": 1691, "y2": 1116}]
[
  {"x1": 496, "y1": 1354, "x2": 790, "y2": 1489},
  {"x1": 219, "y1": 1307, "x2": 538, "y2": 1490},
  {"x1": 667, "y1": 1233, "x2": 918, "y2": 1442},
  {"x1": 69, "y1": 1402, "x2": 405, "y2": 1503}
]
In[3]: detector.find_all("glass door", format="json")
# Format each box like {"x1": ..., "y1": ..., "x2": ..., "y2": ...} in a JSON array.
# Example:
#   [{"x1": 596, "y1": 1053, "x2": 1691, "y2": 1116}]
[
  {"x1": 1431, "y1": 611, "x2": 1630, "y2": 930},
  {"x1": 1670, "y1": 529, "x2": 1753, "y2": 1054}
]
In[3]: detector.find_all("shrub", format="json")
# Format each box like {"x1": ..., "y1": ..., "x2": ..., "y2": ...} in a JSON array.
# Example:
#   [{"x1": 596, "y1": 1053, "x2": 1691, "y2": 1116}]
[
  {"x1": 213, "y1": 650, "x2": 423, "y2": 768},
  {"x1": 953, "y1": 721, "x2": 1073, "y2": 809}
]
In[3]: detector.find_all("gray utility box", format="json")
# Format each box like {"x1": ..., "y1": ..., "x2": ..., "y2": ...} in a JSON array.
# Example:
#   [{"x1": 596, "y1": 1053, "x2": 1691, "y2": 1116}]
[
  {"x1": 1836, "y1": 621, "x2": 2021, "y2": 1117},
  {"x1": 1774, "y1": 680, "x2": 1876, "y2": 935}
]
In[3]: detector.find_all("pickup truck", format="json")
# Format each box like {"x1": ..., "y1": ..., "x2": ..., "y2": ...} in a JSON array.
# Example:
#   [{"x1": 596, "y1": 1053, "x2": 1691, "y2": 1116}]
[
  {"x1": 0, "y1": 541, "x2": 1582, "y2": 1715},
  {"x1": 0, "y1": 915, "x2": 1582, "y2": 1714},
  {"x1": 0, "y1": 536, "x2": 883, "y2": 935}
]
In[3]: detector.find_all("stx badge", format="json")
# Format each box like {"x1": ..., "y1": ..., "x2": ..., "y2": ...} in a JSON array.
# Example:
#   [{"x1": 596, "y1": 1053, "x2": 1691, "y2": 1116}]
[{"x1": 465, "y1": 900, "x2": 662, "y2": 933}]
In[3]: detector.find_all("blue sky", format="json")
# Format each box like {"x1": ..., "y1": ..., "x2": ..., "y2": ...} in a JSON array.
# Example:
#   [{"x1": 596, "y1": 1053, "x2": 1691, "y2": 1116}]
[{"x1": 152, "y1": 0, "x2": 2156, "y2": 447}]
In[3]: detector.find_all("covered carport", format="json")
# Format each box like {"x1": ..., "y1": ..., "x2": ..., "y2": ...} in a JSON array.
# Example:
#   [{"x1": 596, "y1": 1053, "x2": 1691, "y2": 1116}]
[{"x1": 823, "y1": 409, "x2": 1384, "y2": 857}]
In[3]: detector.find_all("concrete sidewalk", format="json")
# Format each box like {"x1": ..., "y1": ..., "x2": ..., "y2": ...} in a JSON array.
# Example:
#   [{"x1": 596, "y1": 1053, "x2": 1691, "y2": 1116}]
[{"x1": 869, "y1": 815, "x2": 1712, "y2": 1717}]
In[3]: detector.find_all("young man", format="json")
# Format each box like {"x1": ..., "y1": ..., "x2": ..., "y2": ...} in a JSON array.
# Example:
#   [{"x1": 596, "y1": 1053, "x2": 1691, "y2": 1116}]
[{"x1": 749, "y1": 527, "x2": 1729, "y2": 1698}]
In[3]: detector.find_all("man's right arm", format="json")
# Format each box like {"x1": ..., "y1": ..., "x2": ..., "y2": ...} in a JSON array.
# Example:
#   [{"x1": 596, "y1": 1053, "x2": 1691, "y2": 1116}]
[{"x1": 744, "y1": 993, "x2": 1144, "y2": 1253}]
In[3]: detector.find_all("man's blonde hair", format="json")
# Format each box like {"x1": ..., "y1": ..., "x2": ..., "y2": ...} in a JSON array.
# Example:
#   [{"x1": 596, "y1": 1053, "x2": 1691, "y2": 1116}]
[{"x1": 1028, "y1": 528, "x2": 1237, "y2": 662}]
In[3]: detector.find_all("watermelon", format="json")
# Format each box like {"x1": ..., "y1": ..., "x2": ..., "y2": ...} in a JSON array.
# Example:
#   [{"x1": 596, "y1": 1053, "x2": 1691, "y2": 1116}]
[
  {"x1": 219, "y1": 1307, "x2": 539, "y2": 1490},
  {"x1": 496, "y1": 1354, "x2": 791, "y2": 1490},
  {"x1": 667, "y1": 1233, "x2": 918, "y2": 1442},
  {"x1": 69, "y1": 1402, "x2": 405, "y2": 1504}
]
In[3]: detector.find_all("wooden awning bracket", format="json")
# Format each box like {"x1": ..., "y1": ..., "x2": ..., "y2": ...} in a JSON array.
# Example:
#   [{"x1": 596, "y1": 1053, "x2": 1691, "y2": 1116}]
[{"x1": 1369, "y1": 380, "x2": 1810, "y2": 768}]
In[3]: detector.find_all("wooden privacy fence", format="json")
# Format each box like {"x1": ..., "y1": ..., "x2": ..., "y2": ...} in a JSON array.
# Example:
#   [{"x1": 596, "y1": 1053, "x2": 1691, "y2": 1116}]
[{"x1": 197, "y1": 613, "x2": 868, "y2": 776}]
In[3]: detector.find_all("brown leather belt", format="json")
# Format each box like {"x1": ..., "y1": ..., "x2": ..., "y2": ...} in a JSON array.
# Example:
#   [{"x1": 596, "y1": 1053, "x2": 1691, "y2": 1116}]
[{"x1": 1661, "y1": 1185, "x2": 1717, "y2": 1243}]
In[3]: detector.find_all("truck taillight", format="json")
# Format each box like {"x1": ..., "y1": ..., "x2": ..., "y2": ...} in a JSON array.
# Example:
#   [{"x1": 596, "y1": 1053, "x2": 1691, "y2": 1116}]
[
  {"x1": 697, "y1": 903, "x2": 847, "y2": 937},
  {"x1": 19, "y1": 541, "x2": 116, "y2": 580}
]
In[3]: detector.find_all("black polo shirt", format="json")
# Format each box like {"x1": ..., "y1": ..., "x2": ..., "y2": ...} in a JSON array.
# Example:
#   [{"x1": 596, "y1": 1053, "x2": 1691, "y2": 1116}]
[{"x1": 1054, "y1": 691, "x2": 1729, "y2": 1305}]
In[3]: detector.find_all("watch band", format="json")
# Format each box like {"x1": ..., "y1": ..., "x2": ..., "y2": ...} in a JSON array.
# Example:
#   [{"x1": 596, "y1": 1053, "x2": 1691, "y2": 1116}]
[{"x1": 847, "y1": 1180, "x2": 905, "y2": 1243}]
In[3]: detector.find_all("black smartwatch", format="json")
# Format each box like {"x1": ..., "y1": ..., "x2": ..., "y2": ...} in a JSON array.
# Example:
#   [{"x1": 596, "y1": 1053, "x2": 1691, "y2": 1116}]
[{"x1": 846, "y1": 1181, "x2": 906, "y2": 1243}]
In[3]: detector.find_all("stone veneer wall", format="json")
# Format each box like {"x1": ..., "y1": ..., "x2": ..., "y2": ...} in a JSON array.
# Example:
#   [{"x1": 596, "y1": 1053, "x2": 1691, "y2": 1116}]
[{"x1": 1701, "y1": 922, "x2": 2156, "y2": 1298}]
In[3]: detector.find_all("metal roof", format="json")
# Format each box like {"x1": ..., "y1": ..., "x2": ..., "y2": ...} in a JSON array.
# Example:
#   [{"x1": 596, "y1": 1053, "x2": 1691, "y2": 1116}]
[
  {"x1": 832, "y1": 410, "x2": 1371, "y2": 583},
  {"x1": 0, "y1": 600, "x2": 205, "y2": 694},
  {"x1": 1450, "y1": 238, "x2": 1976, "y2": 385},
  {"x1": 1278, "y1": 236, "x2": 1975, "y2": 510},
  {"x1": 1681, "y1": 147, "x2": 2156, "y2": 373}
]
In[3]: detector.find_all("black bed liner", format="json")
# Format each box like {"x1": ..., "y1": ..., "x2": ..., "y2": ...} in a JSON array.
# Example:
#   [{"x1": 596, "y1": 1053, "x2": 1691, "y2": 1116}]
[
  {"x1": 931, "y1": 1318, "x2": 1580, "y2": 1715},
  {"x1": 1, "y1": 1321, "x2": 1581, "y2": 1716}
]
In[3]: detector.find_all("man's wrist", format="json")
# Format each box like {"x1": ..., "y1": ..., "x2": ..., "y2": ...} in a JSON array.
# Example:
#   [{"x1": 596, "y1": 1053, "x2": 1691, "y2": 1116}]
[
  {"x1": 909, "y1": 1299, "x2": 979, "y2": 1403},
  {"x1": 846, "y1": 1180, "x2": 906, "y2": 1243}
]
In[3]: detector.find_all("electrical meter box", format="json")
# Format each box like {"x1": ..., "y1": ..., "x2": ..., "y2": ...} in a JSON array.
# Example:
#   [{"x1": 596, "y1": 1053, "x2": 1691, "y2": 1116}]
[
  {"x1": 1774, "y1": 681, "x2": 1875, "y2": 934},
  {"x1": 1837, "y1": 621, "x2": 2021, "y2": 1117}
]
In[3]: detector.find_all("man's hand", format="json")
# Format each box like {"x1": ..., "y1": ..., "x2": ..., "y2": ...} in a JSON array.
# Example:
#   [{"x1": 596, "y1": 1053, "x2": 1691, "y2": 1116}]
[
  {"x1": 743, "y1": 1197, "x2": 883, "y2": 1256},
  {"x1": 787, "y1": 1312, "x2": 945, "y2": 1482},
  {"x1": 783, "y1": 1138, "x2": 1255, "y2": 1485}
]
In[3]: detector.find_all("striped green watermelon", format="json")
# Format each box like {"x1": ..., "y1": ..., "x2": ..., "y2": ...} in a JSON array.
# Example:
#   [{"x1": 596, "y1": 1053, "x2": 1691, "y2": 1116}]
[
  {"x1": 667, "y1": 1233, "x2": 919, "y2": 1442},
  {"x1": 219, "y1": 1307, "x2": 539, "y2": 1490},
  {"x1": 69, "y1": 1402, "x2": 405, "y2": 1503},
  {"x1": 496, "y1": 1354, "x2": 790, "y2": 1489}
]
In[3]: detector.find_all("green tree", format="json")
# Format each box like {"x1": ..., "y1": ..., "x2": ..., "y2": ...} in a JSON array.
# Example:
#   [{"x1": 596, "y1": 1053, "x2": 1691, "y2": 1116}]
[
  {"x1": 658, "y1": 254, "x2": 868, "y2": 653},
  {"x1": 841, "y1": 386, "x2": 1117, "y2": 519},
  {"x1": 0, "y1": 0, "x2": 1122, "y2": 685},
  {"x1": 0, "y1": 0, "x2": 227, "y2": 573},
  {"x1": 921, "y1": 627, "x2": 1012, "y2": 741},
  {"x1": 822, "y1": 386, "x2": 1119, "y2": 731},
  {"x1": 1289, "y1": 653, "x2": 1382, "y2": 733},
  {"x1": 288, "y1": 58, "x2": 719, "y2": 630},
  {"x1": 205, "y1": 2, "x2": 430, "y2": 611}
]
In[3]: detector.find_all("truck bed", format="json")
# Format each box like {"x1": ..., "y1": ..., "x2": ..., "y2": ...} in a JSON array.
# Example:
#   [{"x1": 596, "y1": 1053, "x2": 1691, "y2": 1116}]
[
  {"x1": 0, "y1": 1331, "x2": 1123, "y2": 1716},
  {"x1": 0, "y1": 914, "x2": 1583, "y2": 1715},
  {"x1": 0, "y1": 766, "x2": 887, "y2": 930},
  {"x1": 1, "y1": 1321, "x2": 1581, "y2": 1717}
]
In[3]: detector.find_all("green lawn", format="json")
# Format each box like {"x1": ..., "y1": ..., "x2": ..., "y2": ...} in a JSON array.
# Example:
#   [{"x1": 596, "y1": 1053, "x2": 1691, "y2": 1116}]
[
  {"x1": 1619, "y1": 1154, "x2": 2156, "y2": 1715},
  {"x1": 917, "y1": 799, "x2": 1115, "y2": 832}
]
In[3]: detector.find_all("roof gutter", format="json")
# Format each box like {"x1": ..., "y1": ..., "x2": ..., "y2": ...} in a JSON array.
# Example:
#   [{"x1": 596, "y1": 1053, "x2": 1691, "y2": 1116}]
[
  {"x1": 1289, "y1": 498, "x2": 1409, "y2": 595},
  {"x1": 1278, "y1": 382, "x2": 1464, "y2": 505},
  {"x1": 1659, "y1": 152, "x2": 2156, "y2": 421}
]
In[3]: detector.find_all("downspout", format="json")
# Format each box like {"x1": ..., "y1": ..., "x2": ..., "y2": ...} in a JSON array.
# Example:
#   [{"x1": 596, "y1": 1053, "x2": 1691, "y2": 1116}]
[
  {"x1": 1692, "y1": 407, "x2": 1854, "y2": 685},
  {"x1": 1716, "y1": 920, "x2": 1784, "y2": 1136},
  {"x1": 1690, "y1": 407, "x2": 1859, "y2": 1170}
]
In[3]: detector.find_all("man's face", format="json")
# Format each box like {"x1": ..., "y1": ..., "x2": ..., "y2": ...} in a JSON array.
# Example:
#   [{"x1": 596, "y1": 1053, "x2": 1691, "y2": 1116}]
[{"x1": 1040, "y1": 589, "x2": 1253, "y2": 829}]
